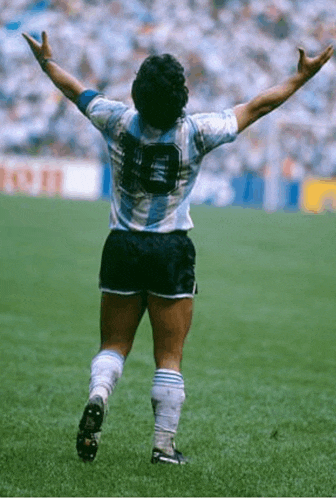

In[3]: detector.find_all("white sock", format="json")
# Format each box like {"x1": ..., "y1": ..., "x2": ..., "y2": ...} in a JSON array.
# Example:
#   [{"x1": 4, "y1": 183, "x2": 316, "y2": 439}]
[
  {"x1": 89, "y1": 349, "x2": 124, "y2": 404},
  {"x1": 151, "y1": 369, "x2": 185, "y2": 455}
]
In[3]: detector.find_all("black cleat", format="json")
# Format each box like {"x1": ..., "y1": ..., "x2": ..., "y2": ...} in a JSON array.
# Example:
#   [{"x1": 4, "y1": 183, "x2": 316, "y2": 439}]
[
  {"x1": 76, "y1": 395, "x2": 105, "y2": 462},
  {"x1": 151, "y1": 447, "x2": 188, "y2": 465}
]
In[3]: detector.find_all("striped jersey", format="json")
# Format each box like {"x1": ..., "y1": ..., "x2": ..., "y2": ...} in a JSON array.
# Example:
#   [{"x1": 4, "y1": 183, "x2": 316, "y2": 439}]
[{"x1": 77, "y1": 90, "x2": 238, "y2": 232}]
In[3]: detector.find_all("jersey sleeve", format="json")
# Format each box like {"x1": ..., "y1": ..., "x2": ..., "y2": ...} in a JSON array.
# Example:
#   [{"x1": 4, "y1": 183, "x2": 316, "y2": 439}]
[
  {"x1": 76, "y1": 89, "x2": 128, "y2": 133},
  {"x1": 190, "y1": 109, "x2": 238, "y2": 156}
]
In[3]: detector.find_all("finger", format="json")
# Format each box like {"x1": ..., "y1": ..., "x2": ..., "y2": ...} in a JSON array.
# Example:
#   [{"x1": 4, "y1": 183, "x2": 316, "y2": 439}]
[
  {"x1": 22, "y1": 32, "x2": 35, "y2": 46},
  {"x1": 318, "y1": 45, "x2": 334, "y2": 65},
  {"x1": 297, "y1": 47, "x2": 306, "y2": 64},
  {"x1": 324, "y1": 45, "x2": 334, "y2": 61},
  {"x1": 22, "y1": 32, "x2": 40, "y2": 50},
  {"x1": 42, "y1": 31, "x2": 48, "y2": 47}
]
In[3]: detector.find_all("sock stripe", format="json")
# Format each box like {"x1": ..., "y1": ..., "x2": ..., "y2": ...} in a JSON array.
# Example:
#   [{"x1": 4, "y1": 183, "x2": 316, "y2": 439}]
[{"x1": 153, "y1": 369, "x2": 184, "y2": 387}]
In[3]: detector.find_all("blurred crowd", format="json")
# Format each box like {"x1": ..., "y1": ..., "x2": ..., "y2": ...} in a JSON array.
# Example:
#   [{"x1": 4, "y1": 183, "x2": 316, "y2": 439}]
[{"x1": 1, "y1": 0, "x2": 336, "y2": 179}]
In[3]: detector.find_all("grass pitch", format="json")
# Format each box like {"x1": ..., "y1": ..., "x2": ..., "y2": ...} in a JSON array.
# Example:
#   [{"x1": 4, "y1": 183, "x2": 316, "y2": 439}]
[{"x1": 1, "y1": 194, "x2": 336, "y2": 497}]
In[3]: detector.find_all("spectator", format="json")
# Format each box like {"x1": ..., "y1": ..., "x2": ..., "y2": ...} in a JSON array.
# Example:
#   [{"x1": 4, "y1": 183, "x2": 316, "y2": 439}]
[{"x1": 1, "y1": 0, "x2": 335, "y2": 180}]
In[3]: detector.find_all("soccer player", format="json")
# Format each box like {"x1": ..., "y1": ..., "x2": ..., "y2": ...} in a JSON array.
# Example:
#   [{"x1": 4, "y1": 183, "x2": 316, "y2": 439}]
[{"x1": 23, "y1": 31, "x2": 333, "y2": 464}]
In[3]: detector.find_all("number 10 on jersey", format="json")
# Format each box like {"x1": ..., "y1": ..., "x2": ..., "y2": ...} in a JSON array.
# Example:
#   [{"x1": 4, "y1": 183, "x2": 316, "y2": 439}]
[{"x1": 121, "y1": 132, "x2": 182, "y2": 195}]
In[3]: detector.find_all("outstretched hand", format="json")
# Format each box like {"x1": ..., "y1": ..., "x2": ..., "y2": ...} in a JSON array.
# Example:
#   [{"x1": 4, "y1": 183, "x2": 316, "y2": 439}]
[
  {"x1": 297, "y1": 45, "x2": 334, "y2": 81},
  {"x1": 22, "y1": 30, "x2": 85, "y2": 102},
  {"x1": 234, "y1": 44, "x2": 334, "y2": 133},
  {"x1": 22, "y1": 31, "x2": 53, "y2": 66}
]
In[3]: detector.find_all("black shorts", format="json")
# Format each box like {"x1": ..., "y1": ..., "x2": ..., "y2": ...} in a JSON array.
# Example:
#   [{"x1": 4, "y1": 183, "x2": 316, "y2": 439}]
[{"x1": 99, "y1": 230, "x2": 197, "y2": 299}]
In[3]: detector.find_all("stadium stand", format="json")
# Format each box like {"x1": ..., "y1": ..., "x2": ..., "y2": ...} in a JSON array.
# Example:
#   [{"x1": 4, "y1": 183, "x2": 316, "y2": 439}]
[{"x1": 1, "y1": 0, "x2": 336, "y2": 207}]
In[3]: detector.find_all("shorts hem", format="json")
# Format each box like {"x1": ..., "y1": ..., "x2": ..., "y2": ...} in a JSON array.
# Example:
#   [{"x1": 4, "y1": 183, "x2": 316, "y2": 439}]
[
  {"x1": 148, "y1": 290, "x2": 195, "y2": 299},
  {"x1": 148, "y1": 280, "x2": 197, "y2": 299},
  {"x1": 100, "y1": 287, "x2": 142, "y2": 296}
]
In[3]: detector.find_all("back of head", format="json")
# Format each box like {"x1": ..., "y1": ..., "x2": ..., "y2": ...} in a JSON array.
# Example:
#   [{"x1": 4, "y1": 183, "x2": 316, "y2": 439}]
[{"x1": 131, "y1": 54, "x2": 189, "y2": 130}]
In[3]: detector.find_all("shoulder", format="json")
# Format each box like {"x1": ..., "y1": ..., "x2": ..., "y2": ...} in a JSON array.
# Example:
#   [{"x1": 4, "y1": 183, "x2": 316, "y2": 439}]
[
  {"x1": 189, "y1": 109, "x2": 238, "y2": 131},
  {"x1": 76, "y1": 90, "x2": 130, "y2": 131},
  {"x1": 79, "y1": 91, "x2": 128, "y2": 117},
  {"x1": 186, "y1": 109, "x2": 239, "y2": 154}
]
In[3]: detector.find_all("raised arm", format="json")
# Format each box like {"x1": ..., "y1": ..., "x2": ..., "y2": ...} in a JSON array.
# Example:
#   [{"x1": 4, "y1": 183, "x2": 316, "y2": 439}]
[
  {"x1": 22, "y1": 31, "x2": 86, "y2": 103},
  {"x1": 234, "y1": 45, "x2": 334, "y2": 133}
]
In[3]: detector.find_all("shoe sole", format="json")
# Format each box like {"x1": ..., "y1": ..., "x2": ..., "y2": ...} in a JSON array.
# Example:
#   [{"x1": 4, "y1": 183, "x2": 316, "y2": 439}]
[{"x1": 76, "y1": 400, "x2": 104, "y2": 462}]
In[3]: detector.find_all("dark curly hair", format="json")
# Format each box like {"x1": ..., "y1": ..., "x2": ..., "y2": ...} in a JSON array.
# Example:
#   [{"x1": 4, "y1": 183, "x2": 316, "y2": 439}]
[{"x1": 131, "y1": 54, "x2": 189, "y2": 130}]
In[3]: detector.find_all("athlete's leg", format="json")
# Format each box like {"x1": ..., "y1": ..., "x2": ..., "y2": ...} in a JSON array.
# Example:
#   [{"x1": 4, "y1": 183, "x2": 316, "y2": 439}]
[
  {"x1": 147, "y1": 295, "x2": 193, "y2": 461},
  {"x1": 100, "y1": 292, "x2": 147, "y2": 356},
  {"x1": 77, "y1": 292, "x2": 147, "y2": 462},
  {"x1": 148, "y1": 295, "x2": 193, "y2": 371},
  {"x1": 90, "y1": 292, "x2": 147, "y2": 402}
]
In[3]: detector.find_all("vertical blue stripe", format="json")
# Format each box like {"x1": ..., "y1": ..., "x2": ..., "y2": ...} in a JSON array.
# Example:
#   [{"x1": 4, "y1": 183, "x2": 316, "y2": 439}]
[
  {"x1": 145, "y1": 195, "x2": 169, "y2": 228},
  {"x1": 129, "y1": 113, "x2": 142, "y2": 138},
  {"x1": 120, "y1": 189, "x2": 138, "y2": 225},
  {"x1": 102, "y1": 162, "x2": 111, "y2": 199},
  {"x1": 145, "y1": 125, "x2": 178, "y2": 229}
]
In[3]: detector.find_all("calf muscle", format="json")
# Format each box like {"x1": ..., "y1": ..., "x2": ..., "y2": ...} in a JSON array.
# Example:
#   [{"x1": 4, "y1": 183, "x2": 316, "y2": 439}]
[{"x1": 147, "y1": 295, "x2": 193, "y2": 371}]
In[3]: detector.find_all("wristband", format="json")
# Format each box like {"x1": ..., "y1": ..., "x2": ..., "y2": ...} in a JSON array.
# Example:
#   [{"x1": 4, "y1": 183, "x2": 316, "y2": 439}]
[{"x1": 40, "y1": 58, "x2": 55, "y2": 72}]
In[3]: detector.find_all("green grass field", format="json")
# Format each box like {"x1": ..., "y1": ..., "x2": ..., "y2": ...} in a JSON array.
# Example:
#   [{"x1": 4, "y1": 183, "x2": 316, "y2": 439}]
[{"x1": 1, "y1": 193, "x2": 336, "y2": 497}]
